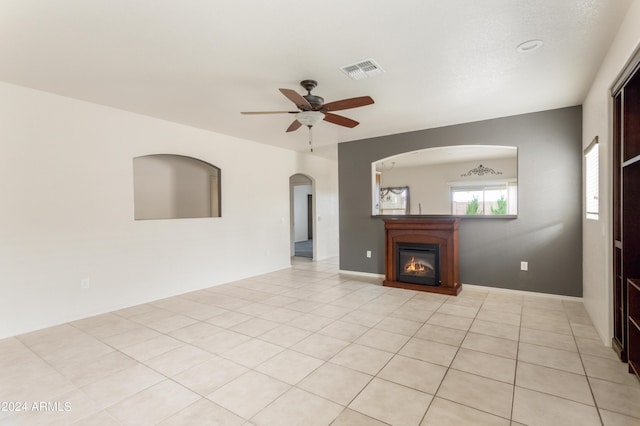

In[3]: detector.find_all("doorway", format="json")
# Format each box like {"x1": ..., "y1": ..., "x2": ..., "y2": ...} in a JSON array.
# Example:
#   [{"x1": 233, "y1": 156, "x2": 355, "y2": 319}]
[
  {"x1": 290, "y1": 174, "x2": 314, "y2": 259},
  {"x1": 307, "y1": 194, "x2": 313, "y2": 239}
]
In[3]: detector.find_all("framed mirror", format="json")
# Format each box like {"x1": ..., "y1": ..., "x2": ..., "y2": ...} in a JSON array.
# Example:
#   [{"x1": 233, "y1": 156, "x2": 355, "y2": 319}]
[{"x1": 372, "y1": 145, "x2": 517, "y2": 217}]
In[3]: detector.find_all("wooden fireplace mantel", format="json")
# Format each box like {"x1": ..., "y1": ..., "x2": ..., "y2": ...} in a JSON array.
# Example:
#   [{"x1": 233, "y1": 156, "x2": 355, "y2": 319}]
[{"x1": 383, "y1": 218, "x2": 461, "y2": 296}]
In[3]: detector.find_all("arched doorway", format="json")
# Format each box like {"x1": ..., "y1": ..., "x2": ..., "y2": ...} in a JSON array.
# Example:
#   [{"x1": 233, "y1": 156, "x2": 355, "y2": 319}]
[{"x1": 289, "y1": 174, "x2": 314, "y2": 259}]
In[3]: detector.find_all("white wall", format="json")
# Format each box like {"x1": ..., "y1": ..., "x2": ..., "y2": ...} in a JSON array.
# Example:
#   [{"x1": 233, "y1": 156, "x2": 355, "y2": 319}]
[
  {"x1": 0, "y1": 82, "x2": 339, "y2": 338},
  {"x1": 582, "y1": 0, "x2": 640, "y2": 344},
  {"x1": 290, "y1": 154, "x2": 340, "y2": 261}
]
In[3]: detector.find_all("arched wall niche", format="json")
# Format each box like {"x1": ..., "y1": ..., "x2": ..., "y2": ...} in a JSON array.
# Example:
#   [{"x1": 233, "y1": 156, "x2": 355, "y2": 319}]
[{"x1": 133, "y1": 154, "x2": 221, "y2": 220}]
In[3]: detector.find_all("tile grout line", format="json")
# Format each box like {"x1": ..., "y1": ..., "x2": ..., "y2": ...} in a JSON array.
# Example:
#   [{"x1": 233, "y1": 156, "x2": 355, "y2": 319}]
[
  {"x1": 328, "y1": 290, "x2": 432, "y2": 424},
  {"x1": 244, "y1": 273, "x2": 399, "y2": 424},
  {"x1": 252, "y1": 275, "x2": 417, "y2": 423},
  {"x1": 77, "y1": 294, "x2": 315, "y2": 423},
  {"x1": 568, "y1": 309, "x2": 606, "y2": 426},
  {"x1": 510, "y1": 300, "x2": 523, "y2": 423},
  {"x1": 95, "y1": 315, "x2": 250, "y2": 423},
  {"x1": 513, "y1": 302, "x2": 618, "y2": 425},
  {"x1": 10, "y1": 263, "x2": 630, "y2": 426},
  {"x1": 416, "y1": 296, "x2": 471, "y2": 425},
  {"x1": 415, "y1": 292, "x2": 520, "y2": 425},
  {"x1": 236, "y1": 286, "x2": 540, "y2": 424}
]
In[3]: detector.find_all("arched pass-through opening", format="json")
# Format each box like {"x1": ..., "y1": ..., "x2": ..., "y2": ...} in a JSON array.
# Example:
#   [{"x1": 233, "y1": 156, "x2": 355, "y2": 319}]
[{"x1": 289, "y1": 173, "x2": 315, "y2": 259}]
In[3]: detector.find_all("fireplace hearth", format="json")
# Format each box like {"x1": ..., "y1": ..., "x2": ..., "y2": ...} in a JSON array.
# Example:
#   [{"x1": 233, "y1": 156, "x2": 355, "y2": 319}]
[{"x1": 383, "y1": 218, "x2": 461, "y2": 295}]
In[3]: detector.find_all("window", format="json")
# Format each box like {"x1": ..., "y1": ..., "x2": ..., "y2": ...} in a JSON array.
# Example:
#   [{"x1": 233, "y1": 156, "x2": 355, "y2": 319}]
[
  {"x1": 451, "y1": 184, "x2": 515, "y2": 215},
  {"x1": 585, "y1": 137, "x2": 599, "y2": 220}
]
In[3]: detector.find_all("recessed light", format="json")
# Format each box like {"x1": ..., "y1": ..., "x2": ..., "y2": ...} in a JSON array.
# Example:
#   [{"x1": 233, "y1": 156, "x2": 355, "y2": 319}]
[{"x1": 516, "y1": 39, "x2": 543, "y2": 53}]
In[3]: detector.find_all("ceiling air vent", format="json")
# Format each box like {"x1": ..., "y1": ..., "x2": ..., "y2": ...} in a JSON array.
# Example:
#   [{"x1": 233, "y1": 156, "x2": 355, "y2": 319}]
[{"x1": 340, "y1": 58, "x2": 385, "y2": 80}]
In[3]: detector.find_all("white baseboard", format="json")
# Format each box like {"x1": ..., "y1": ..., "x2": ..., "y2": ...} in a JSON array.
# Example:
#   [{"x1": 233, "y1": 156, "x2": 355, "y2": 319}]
[
  {"x1": 462, "y1": 282, "x2": 583, "y2": 302},
  {"x1": 337, "y1": 272, "x2": 583, "y2": 301},
  {"x1": 339, "y1": 269, "x2": 385, "y2": 280}
]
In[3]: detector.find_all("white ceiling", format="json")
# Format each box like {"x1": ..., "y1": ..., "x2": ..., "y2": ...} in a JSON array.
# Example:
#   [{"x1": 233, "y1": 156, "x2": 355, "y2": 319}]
[{"x1": 0, "y1": 1, "x2": 632, "y2": 158}]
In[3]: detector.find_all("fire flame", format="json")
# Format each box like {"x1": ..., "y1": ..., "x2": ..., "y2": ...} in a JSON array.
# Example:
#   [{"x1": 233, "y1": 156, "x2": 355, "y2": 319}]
[{"x1": 404, "y1": 256, "x2": 426, "y2": 273}]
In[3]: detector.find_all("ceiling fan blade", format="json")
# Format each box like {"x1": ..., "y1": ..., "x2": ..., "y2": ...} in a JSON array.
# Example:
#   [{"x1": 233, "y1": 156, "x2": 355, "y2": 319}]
[
  {"x1": 286, "y1": 120, "x2": 303, "y2": 132},
  {"x1": 279, "y1": 88, "x2": 312, "y2": 110},
  {"x1": 322, "y1": 96, "x2": 374, "y2": 112},
  {"x1": 323, "y1": 112, "x2": 359, "y2": 128},
  {"x1": 241, "y1": 111, "x2": 298, "y2": 115}
]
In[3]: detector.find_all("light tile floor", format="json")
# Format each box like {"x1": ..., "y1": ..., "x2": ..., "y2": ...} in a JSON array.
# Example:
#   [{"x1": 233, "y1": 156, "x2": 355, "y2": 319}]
[{"x1": 1, "y1": 257, "x2": 640, "y2": 425}]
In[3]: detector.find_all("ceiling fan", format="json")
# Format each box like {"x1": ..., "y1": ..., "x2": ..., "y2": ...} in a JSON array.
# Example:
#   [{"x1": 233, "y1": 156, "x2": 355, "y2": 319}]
[{"x1": 241, "y1": 80, "x2": 374, "y2": 134}]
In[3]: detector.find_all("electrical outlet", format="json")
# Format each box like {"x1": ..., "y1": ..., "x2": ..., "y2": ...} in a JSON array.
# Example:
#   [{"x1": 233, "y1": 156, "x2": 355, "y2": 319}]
[
  {"x1": 520, "y1": 261, "x2": 528, "y2": 271},
  {"x1": 366, "y1": 250, "x2": 372, "y2": 258},
  {"x1": 80, "y1": 278, "x2": 90, "y2": 289}
]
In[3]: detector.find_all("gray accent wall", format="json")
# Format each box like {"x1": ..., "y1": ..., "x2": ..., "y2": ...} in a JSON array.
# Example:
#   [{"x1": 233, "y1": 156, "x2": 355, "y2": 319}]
[{"x1": 338, "y1": 106, "x2": 583, "y2": 296}]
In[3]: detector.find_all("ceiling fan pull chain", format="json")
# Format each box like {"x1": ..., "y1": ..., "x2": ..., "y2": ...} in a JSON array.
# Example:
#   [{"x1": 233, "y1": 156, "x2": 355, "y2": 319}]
[{"x1": 309, "y1": 126, "x2": 314, "y2": 152}]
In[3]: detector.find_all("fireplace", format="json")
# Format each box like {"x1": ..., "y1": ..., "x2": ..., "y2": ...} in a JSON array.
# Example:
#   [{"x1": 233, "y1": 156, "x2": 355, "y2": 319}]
[
  {"x1": 383, "y1": 218, "x2": 461, "y2": 295},
  {"x1": 396, "y1": 242, "x2": 440, "y2": 286}
]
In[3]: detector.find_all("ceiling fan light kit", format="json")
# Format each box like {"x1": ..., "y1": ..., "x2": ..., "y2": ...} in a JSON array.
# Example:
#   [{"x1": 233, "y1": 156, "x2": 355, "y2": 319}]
[
  {"x1": 241, "y1": 79, "x2": 374, "y2": 151},
  {"x1": 296, "y1": 111, "x2": 325, "y2": 127}
]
